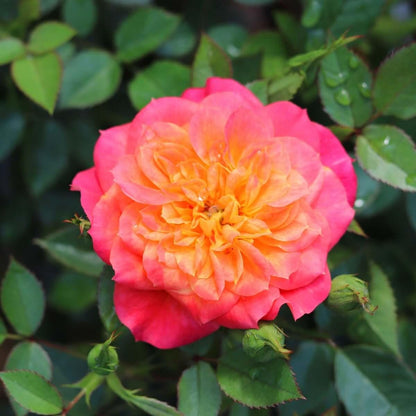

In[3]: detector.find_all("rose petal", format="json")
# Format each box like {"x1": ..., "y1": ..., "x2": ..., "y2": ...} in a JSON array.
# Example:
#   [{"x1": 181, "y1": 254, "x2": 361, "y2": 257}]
[{"x1": 114, "y1": 284, "x2": 219, "y2": 348}]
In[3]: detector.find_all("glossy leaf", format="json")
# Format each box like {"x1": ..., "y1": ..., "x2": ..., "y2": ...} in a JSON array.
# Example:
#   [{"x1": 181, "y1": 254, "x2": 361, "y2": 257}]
[
  {"x1": 373, "y1": 43, "x2": 416, "y2": 119},
  {"x1": 11, "y1": 52, "x2": 61, "y2": 114},
  {"x1": 350, "y1": 263, "x2": 399, "y2": 354},
  {"x1": 335, "y1": 346, "x2": 416, "y2": 416},
  {"x1": 27, "y1": 21, "x2": 76, "y2": 54},
  {"x1": 0, "y1": 371, "x2": 63, "y2": 415},
  {"x1": 217, "y1": 348, "x2": 302, "y2": 407},
  {"x1": 59, "y1": 49, "x2": 122, "y2": 109},
  {"x1": 0, "y1": 107, "x2": 25, "y2": 161},
  {"x1": 22, "y1": 120, "x2": 68, "y2": 196},
  {"x1": 6, "y1": 342, "x2": 52, "y2": 380},
  {"x1": 128, "y1": 60, "x2": 190, "y2": 109},
  {"x1": 356, "y1": 124, "x2": 416, "y2": 191},
  {"x1": 208, "y1": 24, "x2": 248, "y2": 57},
  {"x1": 35, "y1": 227, "x2": 104, "y2": 277},
  {"x1": 115, "y1": 7, "x2": 180, "y2": 62},
  {"x1": 279, "y1": 342, "x2": 334, "y2": 416},
  {"x1": 49, "y1": 271, "x2": 97, "y2": 313},
  {"x1": 0, "y1": 38, "x2": 26, "y2": 65},
  {"x1": 318, "y1": 47, "x2": 373, "y2": 127},
  {"x1": 178, "y1": 362, "x2": 221, "y2": 416},
  {"x1": 192, "y1": 34, "x2": 232, "y2": 87},
  {"x1": 98, "y1": 267, "x2": 121, "y2": 332},
  {"x1": 62, "y1": 0, "x2": 97, "y2": 37},
  {"x1": 107, "y1": 373, "x2": 181, "y2": 416},
  {"x1": 1, "y1": 259, "x2": 45, "y2": 336},
  {"x1": 157, "y1": 21, "x2": 196, "y2": 58},
  {"x1": 268, "y1": 72, "x2": 304, "y2": 101}
]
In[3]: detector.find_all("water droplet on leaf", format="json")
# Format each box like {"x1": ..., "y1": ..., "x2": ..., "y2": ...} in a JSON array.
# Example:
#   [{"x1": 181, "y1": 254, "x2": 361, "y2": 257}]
[
  {"x1": 358, "y1": 81, "x2": 371, "y2": 98},
  {"x1": 383, "y1": 136, "x2": 391, "y2": 145},
  {"x1": 348, "y1": 55, "x2": 359, "y2": 69},
  {"x1": 335, "y1": 89, "x2": 352, "y2": 106},
  {"x1": 324, "y1": 71, "x2": 347, "y2": 87},
  {"x1": 301, "y1": 0, "x2": 322, "y2": 28},
  {"x1": 354, "y1": 199, "x2": 365, "y2": 208}
]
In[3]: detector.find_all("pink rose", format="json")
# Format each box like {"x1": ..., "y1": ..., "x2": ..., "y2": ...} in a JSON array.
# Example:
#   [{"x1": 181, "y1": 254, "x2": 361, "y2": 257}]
[{"x1": 72, "y1": 78, "x2": 356, "y2": 349}]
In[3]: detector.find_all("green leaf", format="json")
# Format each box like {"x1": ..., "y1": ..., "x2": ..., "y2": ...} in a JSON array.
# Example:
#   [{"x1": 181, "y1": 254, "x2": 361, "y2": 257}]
[
  {"x1": 6, "y1": 342, "x2": 52, "y2": 380},
  {"x1": 1, "y1": 259, "x2": 45, "y2": 337},
  {"x1": 49, "y1": 271, "x2": 97, "y2": 313},
  {"x1": 128, "y1": 60, "x2": 190, "y2": 110},
  {"x1": 11, "y1": 52, "x2": 62, "y2": 114},
  {"x1": 330, "y1": 0, "x2": 385, "y2": 37},
  {"x1": 268, "y1": 72, "x2": 305, "y2": 101},
  {"x1": 178, "y1": 362, "x2": 221, "y2": 416},
  {"x1": 107, "y1": 373, "x2": 181, "y2": 416},
  {"x1": 347, "y1": 219, "x2": 366, "y2": 237},
  {"x1": 0, "y1": 107, "x2": 25, "y2": 161},
  {"x1": 398, "y1": 319, "x2": 416, "y2": 373},
  {"x1": 273, "y1": 11, "x2": 306, "y2": 53},
  {"x1": 62, "y1": 0, "x2": 97, "y2": 37},
  {"x1": 373, "y1": 43, "x2": 416, "y2": 119},
  {"x1": 241, "y1": 31, "x2": 288, "y2": 79},
  {"x1": 19, "y1": 0, "x2": 40, "y2": 22},
  {"x1": 115, "y1": 7, "x2": 180, "y2": 62},
  {"x1": 318, "y1": 47, "x2": 373, "y2": 127},
  {"x1": 217, "y1": 348, "x2": 302, "y2": 407},
  {"x1": 27, "y1": 21, "x2": 76, "y2": 55},
  {"x1": 22, "y1": 120, "x2": 68, "y2": 196},
  {"x1": 0, "y1": 38, "x2": 26, "y2": 65},
  {"x1": 192, "y1": 34, "x2": 232, "y2": 87},
  {"x1": 335, "y1": 346, "x2": 416, "y2": 416},
  {"x1": 355, "y1": 124, "x2": 416, "y2": 192},
  {"x1": 0, "y1": 317, "x2": 7, "y2": 346},
  {"x1": 59, "y1": 49, "x2": 122, "y2": 109},
  {"x1": 350, "y1": 263, "x2": 399, "y2": 355},
  {"x1": 207, "y1": 24, "x2": 248, "y2": 57},
  {"x1": 279, "y1": 342, "x2": 335, "y2": 416},
  {"x1": 35, "y1": 227, "x2": 104, "y2": 277},
  {"x1": 157, "y1": 21, "x2": 196, "y2": 58},
  {"x1": 0, "y1": 371, "x2": 63, "y2": 415},
  {"x1": 98, "y1": 266, "x2": 121, "y2": 332},
  {"x1": 40, "y1": 0, "x2": 61, "y2": 15}
]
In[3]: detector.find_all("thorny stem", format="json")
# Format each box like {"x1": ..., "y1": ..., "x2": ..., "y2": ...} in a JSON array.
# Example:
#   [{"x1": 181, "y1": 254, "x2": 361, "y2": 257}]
[{"x1": 61, "y1": 388, "x2": 86, "y2": 416}]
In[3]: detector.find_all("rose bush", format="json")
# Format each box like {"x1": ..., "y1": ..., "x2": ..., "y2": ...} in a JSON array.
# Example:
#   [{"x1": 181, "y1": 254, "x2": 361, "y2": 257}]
[{"x1": 72, "y1": 77, "x2": 356, "y2": 349}]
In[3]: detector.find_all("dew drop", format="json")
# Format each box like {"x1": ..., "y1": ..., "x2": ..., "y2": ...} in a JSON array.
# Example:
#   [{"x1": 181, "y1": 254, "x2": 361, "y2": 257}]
[
  {"x1": 324, "y1": 71, "x2": 347, "y2": 87},
  {"x1": 335, "y1": 89, "x2": 352, "y2": 106},
  {"x1": 348, "y1": 55, "x2": 359, "y2": 69},
  {"x1": 383, "y1": 136, "x2": 391, "y2": 145},
  {"x1": 301, "y1": 0, "x2": 322, "y2": 28},
  {"x1": 358, "y1": 81, "x2": 371, "y2": 98},
  {"x1": 354, "y1": 199, "x2": 365, "y2": 208}
]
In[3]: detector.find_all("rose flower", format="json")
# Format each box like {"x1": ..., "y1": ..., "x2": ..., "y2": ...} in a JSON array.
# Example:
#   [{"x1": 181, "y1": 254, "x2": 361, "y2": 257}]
[{"x1": 72, "y1": 78, "x2": 356, "y2": 349}]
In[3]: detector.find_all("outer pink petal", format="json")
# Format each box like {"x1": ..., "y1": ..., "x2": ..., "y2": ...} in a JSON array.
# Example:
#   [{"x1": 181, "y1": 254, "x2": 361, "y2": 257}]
[
  {"x1": 280, "y1": 268, "x2": 331, "y2": 320},
  {"x1": 314, "y1": 123, "x2": 357, "y2": 206},
  {"x1": 89, "y1": 184, "x2": 130, "y2": 263},
  {"x1": 266, "y1": 101, "x2": 320, "y2": 152},
  {"x1": 93, "y1": 123, "x2": 130, "y2": 191},
  {"x1": 203, "y1": 77, "x2": 263, "y2": 107},
  {"x1": 308, "y1": 168, "x2": 355, "y2": 248},
  {"x1": 71, "y1": 168, "x2": 102, "y2": 220},
  {"x1": 114, "y1": 284, "x2": 219, "y2": 348},
  {"x1": 181, "y1": 87, "x2": 206, "y2": 102},
  {"x1": 215, "y1": 286, "x2": 281, "y2": 328}
]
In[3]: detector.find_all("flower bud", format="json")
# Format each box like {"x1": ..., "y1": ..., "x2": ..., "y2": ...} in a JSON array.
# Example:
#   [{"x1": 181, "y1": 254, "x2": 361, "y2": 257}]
[
  {"x1": 87, "y1": 341, "x2": 119, "y2": 376},
  {"x1": 242, "y1": 322, "x2": 291, "y2": 362},
  {"x1": 327, "y1": 274, "x2": 376, "y2": 313}
]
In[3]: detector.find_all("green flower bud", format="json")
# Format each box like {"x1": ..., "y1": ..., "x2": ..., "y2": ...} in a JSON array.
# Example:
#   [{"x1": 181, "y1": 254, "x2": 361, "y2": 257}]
[
  {"x1": 87, "y1": 341, "x2": 119, "y2": 376},
  {"x1": 242, "y1": 322, "x2": 291, "y2": 362},
  {"x1": 327, "y1": 274, "x2": 376, "y2": 313}
]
